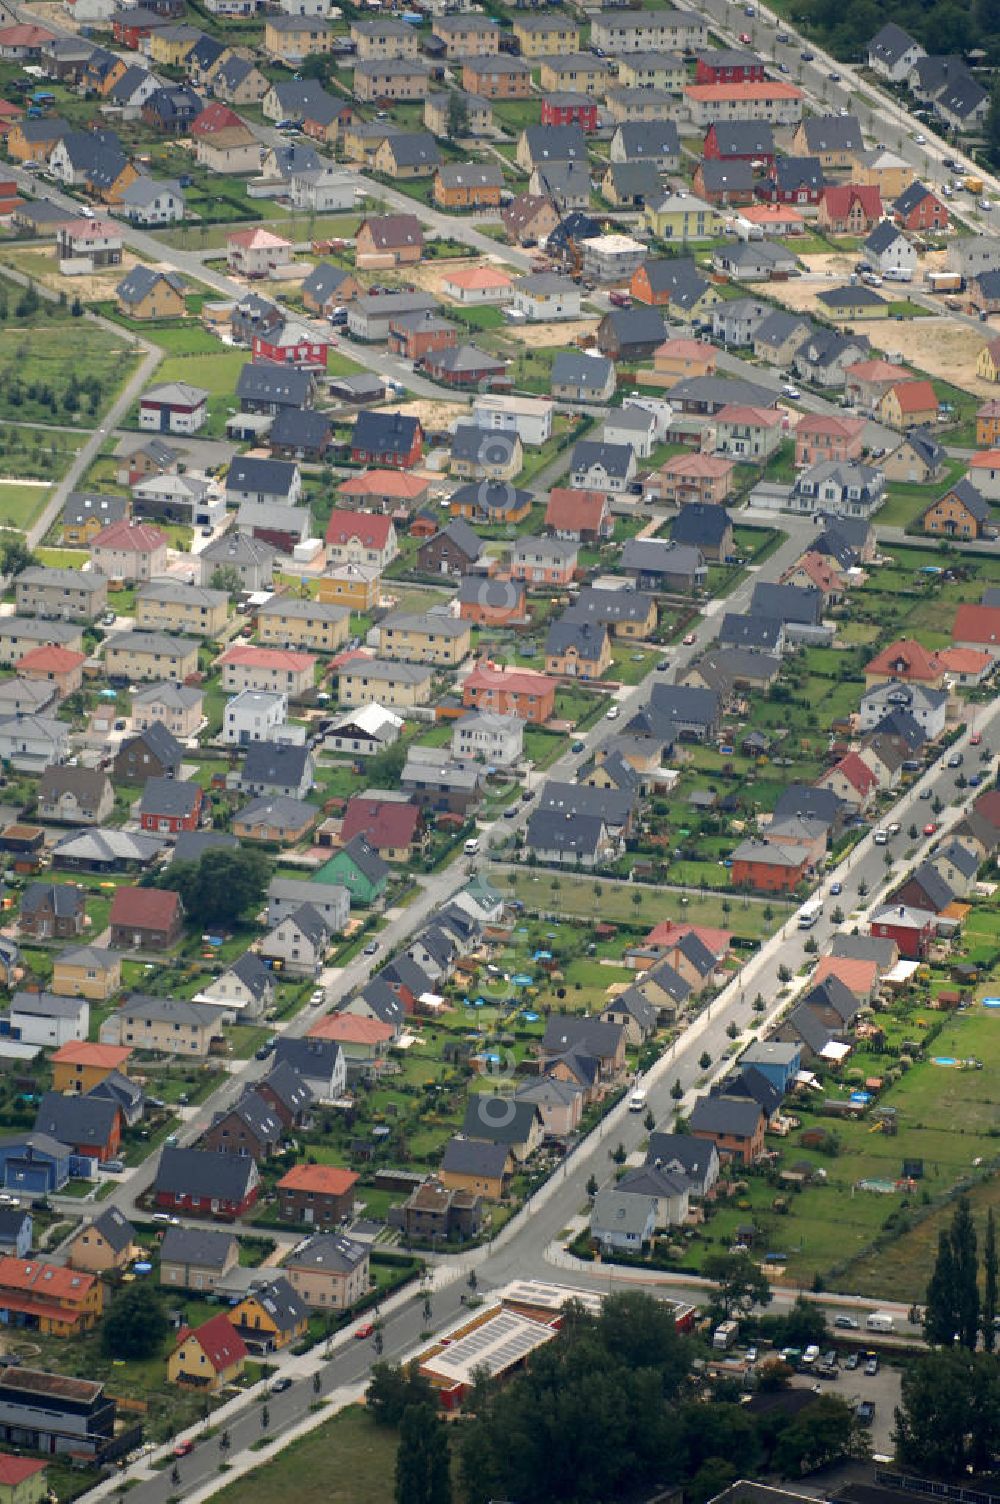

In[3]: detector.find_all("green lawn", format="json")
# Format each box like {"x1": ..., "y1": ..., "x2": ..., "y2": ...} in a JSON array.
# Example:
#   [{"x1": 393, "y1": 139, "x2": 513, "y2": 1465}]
[
  {"x1": 0, "y1": 480, "x2": 53, "y2": 532},
  {"x1": 498, "y1": 866, "x2": 789, "y2": 940},
  {"x1": 0, "y1": 310, "x2": 138, "y2": 426},
  {"x1": 212, "y1": 1406, "x2": 400, "y2": 1504},
  {"x1": 152, "y1": 213, "x2": 364, "y2": 253}
]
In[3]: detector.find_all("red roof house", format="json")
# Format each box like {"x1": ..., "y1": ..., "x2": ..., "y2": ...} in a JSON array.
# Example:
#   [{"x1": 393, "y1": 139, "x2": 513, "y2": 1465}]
[
  {"x1": 952, "y1": 603, "x2": 1000, "y2": 654},
  {"x1": 171, "y1": 1313, "x2": 248, "y2": 1391},
  {"x1": 324, "y1": 508, "x2": 397, "y2": 567},
  {"x1": 340, "y1": 797, "x2": 422, "y2": 860},
  {"x1": 191, "y1": 101, "x2": 245, "y2": 136},
  {"x1": 15, "y1": 644, "x2": 86, "y2": 699},
  {"x1": 865, "y1": 637, "x2": 945, "y2": 688},
  {"x1": 109, "y1": 886, "x2": 183, "y2": 950},
  {"x1": 816, "y1": 751, "x2": 878, "y2": 810},
  {"x1": 817, "y1": 183, "x2": 883, "y2": 234},
  {"x1": 0, "y1": 1456, "x2": 47, "y2": 1490},
  {"x1": 544, "y1": 488, "x2": 612, "y2": 542}
]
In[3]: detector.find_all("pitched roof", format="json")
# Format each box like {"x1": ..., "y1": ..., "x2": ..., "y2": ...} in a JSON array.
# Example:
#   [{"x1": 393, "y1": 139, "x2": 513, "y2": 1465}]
[
  {"x1": 688, "y1": 1093, "x2": 763, "y2": 1137},
  {"x1": 866, "y1": 637, "x2": 943, "y2": 682},
  {"x1": 177, "y1": 1312, "x2": 248, "y2": 1372},
  {"x1": 156, "y1": 1146, "x2": 257, "y2": 1199},
  {"x1": 108, "y1": 885, "x2": 181, "y2": 931},
  {"x1": 441, "y1": 1136, "x2": 509, "y2": 1179}
]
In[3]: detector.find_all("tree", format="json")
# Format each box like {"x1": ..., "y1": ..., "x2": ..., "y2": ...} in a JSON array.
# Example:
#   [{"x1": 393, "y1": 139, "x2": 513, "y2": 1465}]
[
  {"x1": 925, "y1": 1226, "x2": 959, "y2": 1346},
  {"x1": 101, "y1": 1284, "x2": 169, "y2": 1361},
  {"x1": 366, "y1": 1363, "x2": 436, "y2": 1426},
  {"x1": 702, "y1": 1252, "x2": 772, "y2": 1320},
  {"x1": 260, "y1": 1405, "x2": 270, "y2": 1431},
  {"x1": 210, "y1": 564, "x2": 243, "y2": 596},
  {"x1": 984, "y1": 1209, "x2": 998, "y2": 1353},
  {"x1": 893, "y1": 1350, "x2": 1000, "y2": 1473},
  {"x1": 159, "y1": 846, "x2": 273, "y2": 928},
  {"x1": 447, "y1": 91, "x2": 470, "y2": 140},
  {"x1": 396, "y1": 1403, "x2": 452, "y2": 1504},
  {"x1": 0, "y1": 539, "x2": 35, "y2": 577},
  {"x1": 670, "y1": 1078, "x2": 684, "y2": 1099},
  {"x1": 773, "y1": 1395, "x2": 860, "y2": 1476},
  {"x1": 952, "y1": 1197, "x2": 980, "y2": 1350},
  {"x1": 698, "y1": 1051, "x2": 711, "y2": 1069},
  {"x1": 367, "y1": 740, "x2": 407, "y2": 787}
]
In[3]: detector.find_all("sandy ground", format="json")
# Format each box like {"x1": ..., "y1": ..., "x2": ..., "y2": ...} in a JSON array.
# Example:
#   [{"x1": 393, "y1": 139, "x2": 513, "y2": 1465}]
[
  {"x1": 505, "y1": 317, "x2": 599, "y2": 349},
  {"x1": 389, "y1": 399, "x2": 470, "y2": 429},
  {"x1": 764, "y1": 256, "x2": 996, "y2": 394},
  {"x1": 406, "y1": 257, "x2": 509, "y2": 298},
  {"x1": 23, "y1": 244, "x2": 153, "y2": 301}
]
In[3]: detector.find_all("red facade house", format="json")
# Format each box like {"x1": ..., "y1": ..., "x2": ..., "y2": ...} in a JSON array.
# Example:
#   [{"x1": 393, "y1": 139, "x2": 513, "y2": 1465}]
[
  {"x1": 541, "y1": 93, "x2": 599, "y2": 131},
  {"x1": 894, "y1": 182, "x2": 949, "y2": 232},
  {"x1": 251, "y1": 320, "x2": 329, "y2": 370},
  {"x1": 730, "y1": 839, "x2": 810, "y2": 894},
  {"x1": 34, "y1": 1091, "x2": 122, "y2": 1163},
  {"x1": 695, "y1": 54, "x2": 766, "y2": 84},
  {"x1": 869, "y1": 905, "x2": 936, "y2": 959},
  {"x1": 703, "y1": 122, "x2": 775, "y2": 167},
  {"x1": 138, "y1": 776, "x2": 203, "y2": 837},
  {"x1": 350, "y1": 411, "x2": 423, "y2": 470},
  {"x1": 113, "y1": 12, "x2": 163, "y2": 46},
  {"x1": 155, "y1": 1146, "x2": 260, "y2": 1221}
]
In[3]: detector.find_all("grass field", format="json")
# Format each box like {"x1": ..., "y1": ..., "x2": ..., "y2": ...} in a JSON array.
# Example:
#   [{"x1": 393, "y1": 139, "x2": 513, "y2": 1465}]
[
  {"x1": 0, "y1": 318, "x2": 138, "y2": 426},
  {"x1": 212, "y1": 1406, "x2": 400, "y2": 1504},
  {"x1": 0, "y1": 479, "x2": 52, "y2": 532},
  {"x1": 152, "y1": 213, "x2": 365, "y2": 254},
  {"x1": 496, "y1": 866, "x2": 790, "y2": 940}
]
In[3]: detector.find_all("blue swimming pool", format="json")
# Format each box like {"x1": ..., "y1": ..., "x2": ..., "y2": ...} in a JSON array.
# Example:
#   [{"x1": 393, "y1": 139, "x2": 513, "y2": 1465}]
[{"x1": 933, "y1": 1056, "x2": 958, "y2": 1066}]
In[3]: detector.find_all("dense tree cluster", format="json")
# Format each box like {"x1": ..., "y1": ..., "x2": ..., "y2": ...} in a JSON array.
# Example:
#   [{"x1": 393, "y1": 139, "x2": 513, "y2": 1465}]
[
  {"x1": 924, "y1": 1199, "x2": 998, "y2": 1350},
  {"x1": 894, "y1": 1350, "x2": 1000, "y2": 1473},
  {"x1": 795, "y1": 0, "x2": 1000, "y2": 64},
  {"x1": 363, "y1": 1293, "x2": 859, "y2": 1504},
  {"x1": 155, "y1": 847, "x2": 273, "y2": 928},
  {"x1": 101, "y1": 1285, "x2": 169, "y2": 1361}
]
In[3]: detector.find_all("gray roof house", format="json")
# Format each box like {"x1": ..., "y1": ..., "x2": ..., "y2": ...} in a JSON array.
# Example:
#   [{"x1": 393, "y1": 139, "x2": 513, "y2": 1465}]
[
  {"x1": 239, "y1": 742, "x2": 315, "y2": 801},
  {"x1": 551, "y1": 351, "x2": 616, "y2": 403}
]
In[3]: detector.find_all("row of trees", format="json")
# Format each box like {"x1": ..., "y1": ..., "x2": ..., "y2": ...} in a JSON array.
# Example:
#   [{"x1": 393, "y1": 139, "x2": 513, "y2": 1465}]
[
  {"x1": 369, "y1": 1294, "x2": 864, "y2": 1504},
  {"x1": 895, "y1": 1349, "x2": 1000, "y2": 1473},
  {"x1": 924, "y1": 1198, "x2": 998, "y2": 1350}
]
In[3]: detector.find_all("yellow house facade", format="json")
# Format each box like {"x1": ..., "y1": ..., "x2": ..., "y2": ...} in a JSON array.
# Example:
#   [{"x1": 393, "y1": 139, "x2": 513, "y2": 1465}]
[
  {"x1": 317, "y1": 563, "x2": 380, "y2": 612},
  {"x1": 264, "y1": 17, "x2": 332, "y2": 61},
  {"x1": 256, "y1": 598, "x2": 350, "y2": 653},
  {"x1": 104, "y1": 632, "x2": 198, "y2": 683},
  {"x1": 377, "y1": 614, "x2": 471, "y2": 667},
  {"x1": 513, "y1": 15, "x2": 580, "y2": 56},
  {"x1": 134, "y1": 583, "x2": 228, "y2": 638},
  {"x1": 977, "y1": 339, "x2": 1000, "y2": 382},
  {"x1": 67, "y1": 1211, "x2": 136, "y2": 1275},
  {"x1": 149, "y1": 28, "x2": 199, "y2": 66},
  {"x1": 52, "y1": 947, "x2": 122, "y2": 1001},
  {"x1": 167, "y1": 1315, "x2": 247, "y2": 1393},
  {"x1": 644, "y1": 195, "x2": 724, "y2": 244},
  {"x1": 337, "y1": 659, "x2": 432, "y2": 709}
]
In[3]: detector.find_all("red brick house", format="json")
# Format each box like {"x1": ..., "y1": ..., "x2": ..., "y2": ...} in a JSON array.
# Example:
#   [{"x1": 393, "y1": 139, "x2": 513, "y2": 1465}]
[
  {"x1": 422, "y1": 346, "x2": 509, "y2": 390},
  {"x1": 252, "y1": 325, "x2": 330, "y2": 370},
  {"x1": 689, "y1": 1095, "x2": 765, "y2": 1166},
  {"x1": 34, "y1": 1091, "x2": 122, "y2": 1163},
  {"x1": 350, "y1": 410, "x2": 423, "y2": 470},
  {"x1": 155, "y1": 1146, "x2": 261, "y2": 1221},
  {"x1": 276, "y1": 1163, "x2": 358, "y2": 1227},
  {"x1": 730, "y1": 839, "x2": 810, "y2": 894},
  {"x1": 703, "y1": 122, "x2": 774, "y2": 165},
  {"x1": 462, "y1": 662, "x2": 557, "y2": 724},
  {"x1": 869, "y1": 904, "x2": 936, "y2": 959},
  {"x1": 138, "y1": 776, "x2": 203, "y2": 837},
  {"x1": 113, "y1": 11, "x2": 163, "y2": 47},
  {"x1": 109, "y1": 886, "x2": 183, "y2": 951},
  {"x1": 388, "y1": 312, "x2": 457, "y2": 362},
  {"x1": 541, "y1": 93, "x2": 599, "y2": 131},
  {"x1": 695, "y1": 53, "x2": 766, "y2": 84},
  {"x1": 201, "y1": 1090, "x2": 284, "y2": 1161},
  {"x1": 894, "y1": 181, "x2": 948, "y2": 232}
]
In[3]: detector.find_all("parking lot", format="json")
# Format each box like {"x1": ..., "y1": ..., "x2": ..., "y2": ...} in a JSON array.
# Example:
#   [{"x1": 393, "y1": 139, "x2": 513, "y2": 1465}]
[{"x1": 788, "y1": 1356, "x2": 902, "y2": 1456}]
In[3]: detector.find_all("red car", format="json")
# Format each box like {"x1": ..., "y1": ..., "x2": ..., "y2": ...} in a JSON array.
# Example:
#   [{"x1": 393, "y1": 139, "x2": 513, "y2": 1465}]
[
  {"x1": 923, "y1": 822, "x2": 937, "y2": 836},
  {"x1": 971, "y1": 732, "x2": 983, "y2": 745},
  {"x1": 682, "y1": 633, "x2": 697, "y2": 646},
  {"x1": 354, "y1": 1322, "x2": 375, "y2": 1340},
  {"x1": 173, "y1": 1440, "x2": 194, "y2": 1458}
]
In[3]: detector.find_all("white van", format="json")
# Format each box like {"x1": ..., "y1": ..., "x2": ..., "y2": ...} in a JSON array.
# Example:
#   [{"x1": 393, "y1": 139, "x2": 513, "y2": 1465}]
[
  {"x1": 865, "y1": 1311, "x2": 894, "y2": 1332},
  {"x1": 464, "y1": 838, "x2": 480, "y2": 856},
  {"x1": 628, "y1": 1088, "x2": 647, "y2": 1113},
  {"x1": 873, "y1": 830, "x2": 888, "y2": 845}
]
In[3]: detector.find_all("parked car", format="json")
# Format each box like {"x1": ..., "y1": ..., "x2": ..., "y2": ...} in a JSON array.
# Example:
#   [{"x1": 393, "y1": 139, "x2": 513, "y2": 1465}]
[
  {"x1": 865, "y1": 1355, "x2": 880, "y2": 1376},
  {"x1": 844, "y1": 1352, "x2": 860, "y2": 1369},
  {"x1": 269, "y1": 1378, "x2": 293, "y2": 1394},
  {"x1": 354, "y1": 1323, "x2": 375, "y2": 1339},
  {"x1": 835, "y1": 1314, "x2": 859, "y2": 1329},
  {"x1": 856, "y1": 1401, "x2": 875, "y2": 1425},
  {"x1": 363, "y1": 940, "x2": 380, "y2": 956}
]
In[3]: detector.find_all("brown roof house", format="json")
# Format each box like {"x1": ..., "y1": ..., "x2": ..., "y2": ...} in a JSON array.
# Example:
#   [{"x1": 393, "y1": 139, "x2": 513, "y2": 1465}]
[
  {"x1": 355, "y1": 213, "x2": 423, "y2": 269},
  {"x1": 37, "y1": 766, "x2": 114, "y2": 826},
  {"x1": 19, "y1": 882, "x2": 86, "y2": 940},
  {"x1": 108, "y1": 886, "x2": 183, "y2": 951}
]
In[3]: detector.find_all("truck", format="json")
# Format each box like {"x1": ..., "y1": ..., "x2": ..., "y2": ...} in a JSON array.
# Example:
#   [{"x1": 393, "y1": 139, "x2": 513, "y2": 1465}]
[
  {"x1": 926, "y1": 270, "x2": 962, "y2": 293},
  {"x1": 798, "y1": 897, "x2": 823, "y2": 930},
  {"x1": 865, "y1": 1311, "x2": 895, "y2": 1333},
  {"x1": 964, "y1": 176, "x2": 984, "y2": 194},
  {"x1": 883, "y1": 267, "x2": 913, "y2": 283},
  {"x1": 712, "y1": 1320, "x2": 739, "y2": 1350}
]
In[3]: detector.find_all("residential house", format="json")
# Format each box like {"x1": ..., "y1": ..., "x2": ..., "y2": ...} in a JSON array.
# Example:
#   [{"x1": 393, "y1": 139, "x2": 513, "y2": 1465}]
[
  {"x1": 878, "y1": 380, "x2": 939, "y2": 429},
  {"x1": 689, "y1": 1094, "x2": 764, "y2": 1165},
  {"x1": 9, "y1": 992, "x2": 88, "y2": 1049},
  {"x1": 106, "y1": 887, "x2": 183, "y2": 952},
  {"x1": 817, "y1": 183, "x2": 883, "y2": 234},
  {"x1": 15, "y1": 567, "x2": 107, "y2": 623},
  {"x1": 37, "y1": 767, "x2": 113, "y2": 826},
  {"x1": 19, "y1": 883, "x2": 85, "y2": 941},
  {"x1": 922, "y1": 482, "x2": 992, "y2": 540},
  {"x1": 336, "y1": 658, "x2": 431, "y2": 711},
  {"x1": 155, "y1": 1146, "x2": 259, "y2": 1220},
  {"x1": 90, "y1": 520, "x2": 168, "y2": 582}
]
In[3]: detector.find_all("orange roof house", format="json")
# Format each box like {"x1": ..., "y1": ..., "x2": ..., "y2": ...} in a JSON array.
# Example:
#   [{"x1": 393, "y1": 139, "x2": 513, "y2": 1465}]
[
  {"x1": 816, "y1": 750, "x2": 878, "y2": 808},
  {"x1": 738, "y1": 203, "x2": 805, "y2": 233},
  {"x1": 462, "y1": 661, "x2": 557, "y2": 724},
  {"x1": 865, "y1": 637, "x2": 946, "y2": 688},
  {"x1": 794, "y1": 412, "x2": 866, "y2": 467},
  {"x1": 653, "y1": 337, "x2": 717, "y2": 379},
  {"x1": 308, "y1": 1014, "x2": 394, "y2": 1058},
  {"x1": 0, "y1": 1456, "x2": 47, "y2": 1491},
  {"x1": 14, "y1": 644, "x2": 85, "y2": 700},
  {"x1": 338, "y1": 470, "x2": 431, "y2": 509},
  {"x1": 878, "y1": 379, "x2": 938, "y2": 429},
  {"x1": 655, "y1": 450, "x2": 736, "y2": 506},
  {"x1": 276, "y1": 1163, "x2": 359, "y2": 1228},
  {"x1": 936, "y1": 646, "x2": 994, "y2": 684},
  {"x1": 51, "y1": 1041, "x2": 131, "y2": 1094},
  {"x1": 441, "y1": 265, "x2": 514, "y2": 303},
  {"x1": 0, "y1": 1256, "x2": 102, "y2": 1335},
  {"x1": 812, "y1": 954, "x2": 879, "y2": 1001},
  {"x1": 544, "y1": 488, "x2": 612, "y2": 541}
]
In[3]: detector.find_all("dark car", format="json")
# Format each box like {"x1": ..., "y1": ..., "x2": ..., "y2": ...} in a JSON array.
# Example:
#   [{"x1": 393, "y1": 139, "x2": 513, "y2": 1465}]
[
  {"x1": 269, "y1": 1377, "x2": 293, "y2": 1394},
  {"x1": 834, "y1": 1314, "x2": 859, "y2": 1329},
  {"x1": 844, "y1": 1351, "x2": 860, "y2": 1369},
  {"x1": 856, "y1": 1401, "x2": 875, "y2": 1425},
  {"x1": 865, "y1": 1355, "x2": 880, "y2": 1376},
  {"x1": 800, "y1": 49, "x2": 814, "y2": 59}
]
